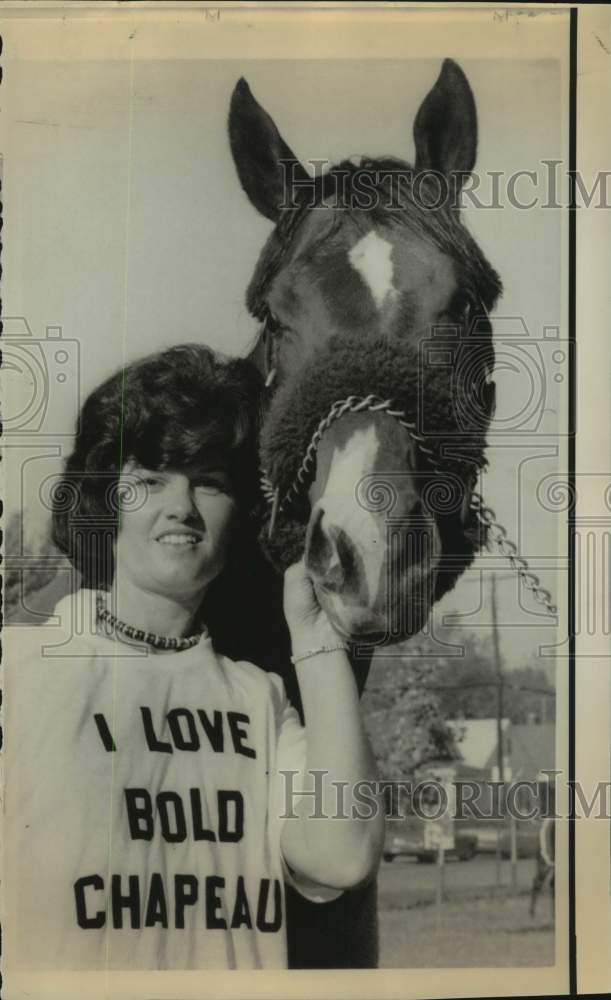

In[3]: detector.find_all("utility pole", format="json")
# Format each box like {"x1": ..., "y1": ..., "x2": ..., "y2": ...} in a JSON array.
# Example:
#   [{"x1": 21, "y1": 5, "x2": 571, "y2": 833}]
[
  {"x1": 491, "y1": 572, "x2": 517, "y2": 890},
  {"x1": 491, "y1": 573, "x2": 503, "y2": 885},
  {"x1": 491, "y1": 573, "x2": 504, "y2": 786}
]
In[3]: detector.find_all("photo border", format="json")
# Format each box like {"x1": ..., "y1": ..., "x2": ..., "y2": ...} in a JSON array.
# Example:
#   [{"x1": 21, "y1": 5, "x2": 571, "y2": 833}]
[{"x1": 2, "y1": 3, "x2": 609, "y2": 998}]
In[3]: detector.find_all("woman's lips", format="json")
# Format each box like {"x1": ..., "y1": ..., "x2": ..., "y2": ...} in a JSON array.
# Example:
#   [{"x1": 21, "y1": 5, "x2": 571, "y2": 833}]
[{"x1": 156, "y1": 532, "x2": 202, "y2": 546}]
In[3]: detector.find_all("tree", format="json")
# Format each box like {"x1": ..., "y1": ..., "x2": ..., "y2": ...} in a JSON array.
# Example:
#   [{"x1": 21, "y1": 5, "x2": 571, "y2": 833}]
[
  {"x1": 429, "y1": 631, "x2": 555, "y2": 724},
  {"x1": 362, "y1": 649, "x2": 460, "y2": 782},
  {"x1": 4, "y1": 509, "x2": 72, "y2": 624},
  {"x1": 361, "y1": 624, "x2": 555, "y2": 781}
]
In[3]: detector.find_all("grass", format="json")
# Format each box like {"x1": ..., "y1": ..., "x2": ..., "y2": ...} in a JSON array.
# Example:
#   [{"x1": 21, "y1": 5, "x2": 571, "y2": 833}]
[{"x1": 379, "y1": 890, "x2": 554, "y2": 968}]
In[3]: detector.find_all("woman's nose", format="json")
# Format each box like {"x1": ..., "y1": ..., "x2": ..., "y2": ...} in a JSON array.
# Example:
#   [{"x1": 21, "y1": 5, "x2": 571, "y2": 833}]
[{"x1": 165, "y1": 478, "x2": 196, "y2": 519}]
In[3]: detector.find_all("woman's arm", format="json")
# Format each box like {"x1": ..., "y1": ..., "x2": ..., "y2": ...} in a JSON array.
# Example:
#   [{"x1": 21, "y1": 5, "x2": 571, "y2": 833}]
[{"x1": 279, "y1": 560, "x2": 385, "y2": 891}]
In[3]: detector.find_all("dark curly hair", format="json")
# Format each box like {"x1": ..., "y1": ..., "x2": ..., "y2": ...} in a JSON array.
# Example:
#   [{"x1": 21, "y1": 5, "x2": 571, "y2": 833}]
[{"x1": 52, "y1": 343, "x2": 264, "y2": 594}]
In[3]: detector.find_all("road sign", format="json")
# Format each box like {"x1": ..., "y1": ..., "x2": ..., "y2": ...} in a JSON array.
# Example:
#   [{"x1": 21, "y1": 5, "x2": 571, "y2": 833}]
[
  {"x1": 422, "y1": 771, "x2": 456, "y2": 851},
  {"x1": 423, "y1": 813, "x2": 455, "y2": 851}
]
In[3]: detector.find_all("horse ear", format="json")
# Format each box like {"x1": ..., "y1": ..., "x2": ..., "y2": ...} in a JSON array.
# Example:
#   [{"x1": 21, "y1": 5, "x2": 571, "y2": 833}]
[
  {"x1": 413, "y1": 59, "x2": 477, "y2": 185},
  {"x1": 229, "y1": 79, "x2": 310, "y2": 222}
]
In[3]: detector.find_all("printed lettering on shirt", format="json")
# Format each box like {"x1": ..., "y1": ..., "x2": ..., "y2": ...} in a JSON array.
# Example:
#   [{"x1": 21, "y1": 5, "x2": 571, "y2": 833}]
[{"x1": 72, "y1": 706, "x2": 281, "y2": 936}]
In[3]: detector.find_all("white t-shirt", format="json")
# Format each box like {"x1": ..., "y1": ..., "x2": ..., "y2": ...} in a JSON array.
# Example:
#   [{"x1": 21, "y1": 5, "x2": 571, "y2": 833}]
[{"x1": 4, "y1": 590, "x2": 332, "y2": 972}]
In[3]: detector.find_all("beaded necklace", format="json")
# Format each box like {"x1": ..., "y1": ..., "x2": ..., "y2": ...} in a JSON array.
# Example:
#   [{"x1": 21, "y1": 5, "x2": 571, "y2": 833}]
[{"x1": 95, "y1": 592, "x2": 205, "y2": 652}]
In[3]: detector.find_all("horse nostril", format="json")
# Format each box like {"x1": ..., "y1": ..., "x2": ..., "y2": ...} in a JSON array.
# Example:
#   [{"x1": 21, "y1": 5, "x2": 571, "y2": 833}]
[
  {"x1": 306, "y1": 508, "x2": 362, "y2": 593},
  {"x1": 334, "y1": 529, "x2": 358, "y2": 588},
  {"x1": 320, "y1": 529, "x2": 360, "y2": 593},
  {"x1": 305, "y1": 506, "x2": 334, "y2": 577}
]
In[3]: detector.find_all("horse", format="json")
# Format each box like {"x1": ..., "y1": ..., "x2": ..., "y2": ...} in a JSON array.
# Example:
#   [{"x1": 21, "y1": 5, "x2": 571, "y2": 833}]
[
  {"x1": 228, "y1": 59, "x2": 503, "y2": 967},
  {"x1": 229, "y1": 59, "x2": 502, "y2": 645}
]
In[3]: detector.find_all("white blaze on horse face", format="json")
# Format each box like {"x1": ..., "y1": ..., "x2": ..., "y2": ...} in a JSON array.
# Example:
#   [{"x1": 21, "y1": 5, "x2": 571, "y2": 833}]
[
  {"x1": 348, "y1": 231, "x2": 397, "y2": 311},
  {"x1": 307, "y1": 413, "x2": 443, "y2": 638},
  {"x1": 313, "y1": 422, "x2": 387, "y2": 602}
]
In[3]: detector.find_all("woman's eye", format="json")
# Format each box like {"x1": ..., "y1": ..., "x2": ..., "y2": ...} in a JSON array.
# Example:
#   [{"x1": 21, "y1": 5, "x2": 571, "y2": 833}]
[
  {"x1": 194, "y1": 476, "x2": 226, "y2": 493},
  {"x1": 135, "y1": 475, "x2": 162, "y2": 489}
]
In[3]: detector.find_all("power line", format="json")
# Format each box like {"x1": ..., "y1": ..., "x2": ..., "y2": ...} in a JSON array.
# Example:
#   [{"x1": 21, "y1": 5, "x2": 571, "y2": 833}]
[
  {"x1": 367, "y1": 680, "x2": 555, "y2": 697},
  {"x1": 457, "y1": 572, "x2": 517, "y2": 584},
  {"x1": 423, "y1": 682, "x2": 555, "y2": 697}
]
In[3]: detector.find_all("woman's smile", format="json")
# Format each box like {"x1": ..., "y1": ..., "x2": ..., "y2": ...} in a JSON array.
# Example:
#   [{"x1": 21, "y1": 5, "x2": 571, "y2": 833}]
[{"x1": 156, "y1": 529, "x2": 204, "y2": 548}]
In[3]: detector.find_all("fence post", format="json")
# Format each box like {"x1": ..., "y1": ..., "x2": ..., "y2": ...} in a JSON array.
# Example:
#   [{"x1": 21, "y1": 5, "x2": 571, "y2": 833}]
[
  {"x1": 435, "y1": 842, "x2": 445, "y2": 936},
  {"x1": 510, "y1": 813, "x2": 518, "y2": 891}
]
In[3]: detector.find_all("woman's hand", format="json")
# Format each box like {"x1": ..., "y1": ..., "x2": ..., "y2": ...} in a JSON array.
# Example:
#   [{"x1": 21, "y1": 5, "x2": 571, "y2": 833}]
[
  {"x1": 283, "y1": 559, "x2": 339, "y2": 652},
  {"x1": 281, "y1": 560, "x2": 384, "y2": 892}
]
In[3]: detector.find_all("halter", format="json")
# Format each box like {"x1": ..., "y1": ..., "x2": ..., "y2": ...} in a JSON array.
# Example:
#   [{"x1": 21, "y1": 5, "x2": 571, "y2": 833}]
[
  {"x1": 254, "y1": 178, "x2": 556, "y2": 619},
  {"x1": 260, "y1": 394, "x2": 557, "y2": 619}
]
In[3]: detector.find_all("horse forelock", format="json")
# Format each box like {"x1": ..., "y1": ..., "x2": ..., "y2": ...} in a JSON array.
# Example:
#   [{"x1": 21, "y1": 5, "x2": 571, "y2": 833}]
[{"x1": 246, "y1": 157, "x2": 502, "y2": 327}]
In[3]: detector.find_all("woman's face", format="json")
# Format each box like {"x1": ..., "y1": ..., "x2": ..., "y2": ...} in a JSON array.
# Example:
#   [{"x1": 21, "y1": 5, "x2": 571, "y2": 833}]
[{"x1": 114, "y1": 460, "x2": 237, "y2": 602}]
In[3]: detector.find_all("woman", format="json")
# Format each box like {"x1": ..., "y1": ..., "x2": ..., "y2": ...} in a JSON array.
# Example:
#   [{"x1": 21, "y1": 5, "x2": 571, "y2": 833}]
[{"x1": 4, "y1": 344, "x2": 383, "y2": 973}]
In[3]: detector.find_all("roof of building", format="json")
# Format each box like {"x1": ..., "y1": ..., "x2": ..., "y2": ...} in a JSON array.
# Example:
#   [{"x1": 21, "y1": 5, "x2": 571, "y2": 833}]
[
  {"x1": 510, "y1": 723, "x2": 555, "y2": 780},
  {"x1": 448, "y1": 718, "x2": 510, "y2": 770}
]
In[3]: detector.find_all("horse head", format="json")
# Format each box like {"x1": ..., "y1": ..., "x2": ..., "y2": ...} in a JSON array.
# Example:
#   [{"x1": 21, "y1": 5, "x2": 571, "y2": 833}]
[{"x1": 229, "y1": 60, "x2": 502, "y2": 644}]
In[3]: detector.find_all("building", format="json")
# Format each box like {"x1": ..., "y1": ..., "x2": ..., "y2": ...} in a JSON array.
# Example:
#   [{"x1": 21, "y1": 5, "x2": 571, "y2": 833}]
[{"x1": 443, "y1": 718, "x2": 556, "y2": 821}]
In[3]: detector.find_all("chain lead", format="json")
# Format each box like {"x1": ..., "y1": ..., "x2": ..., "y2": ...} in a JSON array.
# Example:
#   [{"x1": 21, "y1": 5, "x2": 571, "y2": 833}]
[
  {"x1": 261, "y1": 397, "x2": 558, "y2": 620},
  {"x1": 471, "y1": 492, "x2": 557, "y2": 618}
]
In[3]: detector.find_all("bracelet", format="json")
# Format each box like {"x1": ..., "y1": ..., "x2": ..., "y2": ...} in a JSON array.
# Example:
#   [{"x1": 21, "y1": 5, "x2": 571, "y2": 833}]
[{"x1": 290, "y1": 642, "x2": 349, "y2": 665}]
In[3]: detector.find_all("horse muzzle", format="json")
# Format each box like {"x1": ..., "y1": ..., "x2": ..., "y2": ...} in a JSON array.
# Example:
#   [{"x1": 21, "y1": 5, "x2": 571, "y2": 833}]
[{"x1": 305, "y1": 501, "x2": 440, "y2": 644}]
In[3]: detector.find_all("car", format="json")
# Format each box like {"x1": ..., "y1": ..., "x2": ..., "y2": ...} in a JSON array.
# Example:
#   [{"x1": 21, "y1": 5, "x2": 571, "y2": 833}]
[
  {"x1": 383, "y1": 818, "x2": 478, "y2": 863},
  {"x1": 498, "y1": 819, "x2": 541, "y2": 859}
]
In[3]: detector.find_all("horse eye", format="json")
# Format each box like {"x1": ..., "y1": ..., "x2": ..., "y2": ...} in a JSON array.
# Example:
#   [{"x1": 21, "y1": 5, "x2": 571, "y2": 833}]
[
  {"x1": 456, "y1": 292, "x2": 472, "y2": 316},
  {"x1": 265, "y1": 311, "x2": 283, "y2": 336},
  {"x1": 449, "y1": 291, "x2": 474, "y2": 325}
]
